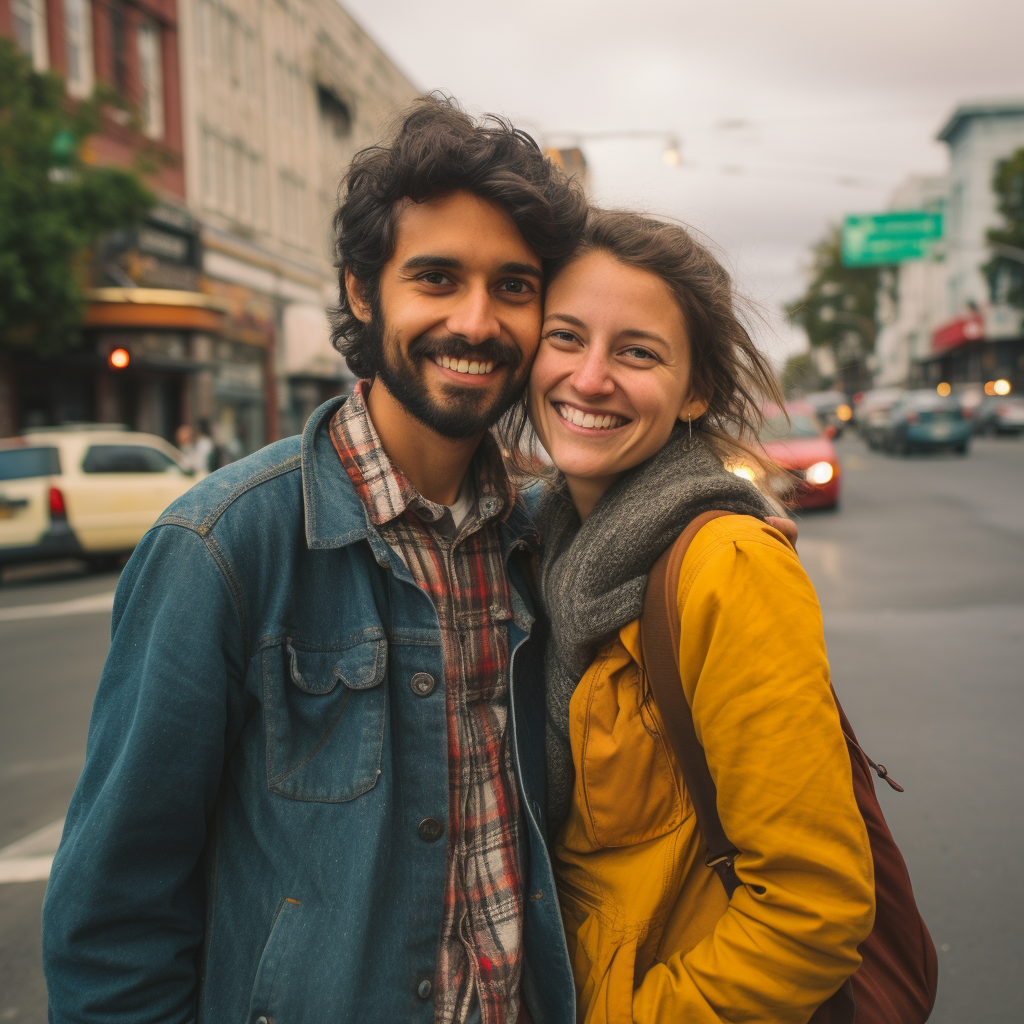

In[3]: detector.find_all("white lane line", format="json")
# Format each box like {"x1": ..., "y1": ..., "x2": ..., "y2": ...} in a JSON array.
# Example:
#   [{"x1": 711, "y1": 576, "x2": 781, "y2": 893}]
[
  {"x1": 0, "y1": 817, "x2": 65, "y2": 884},
  {"x1": 0, "y1": 591, "x2": 115, "y2": 622}
]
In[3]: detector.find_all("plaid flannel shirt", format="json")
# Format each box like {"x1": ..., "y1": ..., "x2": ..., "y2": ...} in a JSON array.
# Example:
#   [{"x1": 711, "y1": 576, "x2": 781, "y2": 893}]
[{"x1": 330, "y1": 382, "x2": 523, "y2": 1024}]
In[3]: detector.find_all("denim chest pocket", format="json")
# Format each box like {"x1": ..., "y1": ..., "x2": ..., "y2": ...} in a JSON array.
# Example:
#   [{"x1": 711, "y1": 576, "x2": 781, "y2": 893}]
[{"x1": 262, "y1": 630, "x2": 387, "y2": 802}]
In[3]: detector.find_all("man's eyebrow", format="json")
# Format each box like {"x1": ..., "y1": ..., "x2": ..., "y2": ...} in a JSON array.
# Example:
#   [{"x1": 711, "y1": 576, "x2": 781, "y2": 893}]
[
  {"x1": 499, "y1": 261, "x2": 543, "y2": 279},
  {"x1": 400, "y1": 255, "x2": 465, "y2": 272}
]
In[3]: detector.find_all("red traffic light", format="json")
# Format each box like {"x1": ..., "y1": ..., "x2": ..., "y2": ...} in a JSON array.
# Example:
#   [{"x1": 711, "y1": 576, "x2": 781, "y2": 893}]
[{"x1": 109, "y1": 347, "x2": 130, "y2": 369}]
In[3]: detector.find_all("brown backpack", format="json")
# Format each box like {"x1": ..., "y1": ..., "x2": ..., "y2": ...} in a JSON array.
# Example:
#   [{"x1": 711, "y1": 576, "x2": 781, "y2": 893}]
[{"x1": 640, "y1": 511, "x2": 938, "y2": 1024}]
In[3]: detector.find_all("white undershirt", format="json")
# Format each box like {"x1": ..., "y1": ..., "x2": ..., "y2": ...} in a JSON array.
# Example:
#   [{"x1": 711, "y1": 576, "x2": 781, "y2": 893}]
[{"x1": 446, "y1": 477, "x2": 475, "y2": 531}]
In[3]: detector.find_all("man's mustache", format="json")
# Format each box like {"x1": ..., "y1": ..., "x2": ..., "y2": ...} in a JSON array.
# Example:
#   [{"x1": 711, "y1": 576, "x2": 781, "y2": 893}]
[{"x1": 408, "y1": 333, "x2": 523, "y2": 371}]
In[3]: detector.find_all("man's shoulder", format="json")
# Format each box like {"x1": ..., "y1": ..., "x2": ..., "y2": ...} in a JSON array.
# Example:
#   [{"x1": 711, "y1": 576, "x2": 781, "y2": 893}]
[{"x1": 157, "y1": 435, "x2": 305, "y2": 536}]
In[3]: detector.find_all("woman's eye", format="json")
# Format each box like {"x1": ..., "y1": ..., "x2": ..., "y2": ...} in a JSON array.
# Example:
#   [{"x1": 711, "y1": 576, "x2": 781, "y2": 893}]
[
  {"x1": 546, "y1": 330, "x2": 579, "y2": 345},
  {"x1": 622, "y1": 346, "x2": 657, "y2": 362}
]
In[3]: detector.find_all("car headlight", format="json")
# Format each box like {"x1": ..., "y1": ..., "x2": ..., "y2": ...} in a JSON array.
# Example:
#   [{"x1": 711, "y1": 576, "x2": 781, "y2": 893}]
[{"x1": 805, "y1": 460, "x2": 834, "y2": 485}]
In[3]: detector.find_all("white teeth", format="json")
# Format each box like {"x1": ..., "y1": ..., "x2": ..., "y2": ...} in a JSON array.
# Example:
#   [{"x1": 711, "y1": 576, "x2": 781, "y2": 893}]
[
  {"x1": 457, "y1": 358, "x2": 469, "y2": 373},
  {"x1": 435, "y1": 355, "x2": 498, "y2": 376},
  {"x1": 556, "y1": 404, "x2": 625, "y2": 430},
  {"x1": 468, "y1": 361, "x2": 480, "y2": 374},
  {"x1": 483, "y1": 362, "x2": 494, "y2": 374}
]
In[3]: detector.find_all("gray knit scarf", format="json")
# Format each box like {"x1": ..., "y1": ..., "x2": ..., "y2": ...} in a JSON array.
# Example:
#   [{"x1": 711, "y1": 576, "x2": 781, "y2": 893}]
[{"x1": 534, "y1": 426, "x2": 774, "y2": 836}]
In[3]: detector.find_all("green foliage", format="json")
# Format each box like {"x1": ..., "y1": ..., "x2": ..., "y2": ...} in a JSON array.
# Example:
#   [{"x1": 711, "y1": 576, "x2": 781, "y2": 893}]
[
  {"x1": 985, "y1": 147, "x2": 1024, "y2": 309},
  {"x1": 785, "y1": 225, "x2": 880, "y2": 392},
  {"x1": 0, "y1": 38, "x2": 154, "y2": 353}
]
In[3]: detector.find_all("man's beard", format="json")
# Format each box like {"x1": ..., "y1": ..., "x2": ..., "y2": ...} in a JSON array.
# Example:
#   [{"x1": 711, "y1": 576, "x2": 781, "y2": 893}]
[{"x1": 363, "y1": 307, "x2": 530, "y2": 439}]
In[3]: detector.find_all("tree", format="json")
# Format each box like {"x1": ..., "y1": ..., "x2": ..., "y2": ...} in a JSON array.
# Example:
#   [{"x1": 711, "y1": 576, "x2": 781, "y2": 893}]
[
  {"x1": 0, "y1": 39, "x2": 154, "y2": 353},
  {"x1": 785, "y1": 226, "x2": 880, "y2": 395},
  {"x1": 985, "y1": 147, "x2": 1024, "y2": 310}
]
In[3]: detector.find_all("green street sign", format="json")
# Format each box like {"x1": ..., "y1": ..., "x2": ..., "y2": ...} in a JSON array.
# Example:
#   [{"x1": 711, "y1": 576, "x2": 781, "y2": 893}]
[{"x1": 842, "y1": 210, "x2": 943, "y2": 267}]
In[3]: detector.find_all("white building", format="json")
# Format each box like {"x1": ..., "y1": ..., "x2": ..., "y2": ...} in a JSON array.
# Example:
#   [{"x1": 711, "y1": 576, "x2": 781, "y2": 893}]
[
  {"x1": 938, "y1": 101, "x2": 1024, "y2": 324},
  {"x1": 874, "y1": 176, "x2": 948, "y2": 386},
  {"x1": 177, "y1": 0, "x2": 418, "y2": 442}
]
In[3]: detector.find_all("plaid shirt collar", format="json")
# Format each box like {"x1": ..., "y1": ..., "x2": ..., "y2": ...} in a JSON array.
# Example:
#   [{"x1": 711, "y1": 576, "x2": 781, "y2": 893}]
[{"x1": 331, "y1": 380, "x2": 517, "y2": 531}]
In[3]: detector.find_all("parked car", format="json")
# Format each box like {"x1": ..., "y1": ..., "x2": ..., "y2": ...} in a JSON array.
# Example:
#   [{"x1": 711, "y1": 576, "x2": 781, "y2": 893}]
[
  {"x1": 880, "y1": 391, "x2": 972, "y2": 455},
  {"x1": 0, "y1": 426, "x2": 200, "y2": 568},
  {"x1": 802, "y1": 390, "x2": 853, "y2": 439},
  {"x1": 972, "y1": 395, "x2": 1024, "y2": 436},
  {"x1": 854, "y1": 388, "x2": 905, "y2": 449},
  {"x1": 751, "y1": 402, "x2": 841, "y2": 510}
]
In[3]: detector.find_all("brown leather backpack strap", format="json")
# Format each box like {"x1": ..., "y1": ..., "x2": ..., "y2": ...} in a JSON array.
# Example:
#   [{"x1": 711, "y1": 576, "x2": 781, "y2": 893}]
[{"x1": 641, "y1": 510, "x2": 741, "y2": 897}]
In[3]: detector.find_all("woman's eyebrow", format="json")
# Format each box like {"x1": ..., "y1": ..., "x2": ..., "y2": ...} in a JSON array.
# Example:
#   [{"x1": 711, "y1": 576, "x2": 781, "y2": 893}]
[
  {"x1": 544, "y1": 313, "x2": 587, "y2": 327},
  {"x1": 621, "y1": 328, "x2": 669, "y2": 345}
]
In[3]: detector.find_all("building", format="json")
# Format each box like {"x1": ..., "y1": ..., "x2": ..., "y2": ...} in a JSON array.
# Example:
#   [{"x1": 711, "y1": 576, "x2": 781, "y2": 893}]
[
  {"x1": 1, "y1": 0, "x2": 418, "y2": 453},
  {"x1": 873, "y1": 175, "x2": 948, "y2": 386},
  {"x1": 177, "y1": 0, "x2": 418, "y2": 442}
]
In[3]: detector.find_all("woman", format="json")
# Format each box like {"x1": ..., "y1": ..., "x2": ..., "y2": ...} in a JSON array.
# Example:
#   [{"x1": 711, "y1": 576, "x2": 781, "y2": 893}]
[{"x1": 524, "y1": 210, "x2": 875, "y2": 1023}]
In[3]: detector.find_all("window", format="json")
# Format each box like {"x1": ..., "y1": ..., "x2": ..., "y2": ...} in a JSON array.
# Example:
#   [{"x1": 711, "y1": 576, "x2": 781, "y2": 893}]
[
  {"x1": 243, "y1": 28, "x2": 260, "y2": 95},
  {"x1": 278, "y1": 171, "x2": 307, "y2": 246},
  {"x1": 109, "y1": 0, "x2": 128, "y2": 96},
  {"x1": 137, "y1": 18, "x2": 165, "y2": 139},
  {"x1": 82, "y1": 446, "x2": 179, "y2": 474},
  {"x1": 197, "y1": 0, "x2": 213, "y2": 65},
  {"x1": 63, "y1": 0, "x2": 94, "y2": 97},
  {"x1": 0, "y1": 448, "x2": 61, "y2": 481},
  {"x1": 11, "y1": 0, "x2": 49, "y2": 71}
]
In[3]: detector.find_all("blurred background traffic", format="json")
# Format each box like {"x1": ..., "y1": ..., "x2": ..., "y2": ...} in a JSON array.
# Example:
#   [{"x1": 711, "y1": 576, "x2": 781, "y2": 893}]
[{"x1": 1, "y1": 1, "x2": 1023, "y2": 1021}]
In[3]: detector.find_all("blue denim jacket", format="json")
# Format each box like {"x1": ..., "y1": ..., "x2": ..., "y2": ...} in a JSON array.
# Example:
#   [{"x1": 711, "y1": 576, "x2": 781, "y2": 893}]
[{"x1": 42, "y1": 397, "x2": 574, "y2": 1024}]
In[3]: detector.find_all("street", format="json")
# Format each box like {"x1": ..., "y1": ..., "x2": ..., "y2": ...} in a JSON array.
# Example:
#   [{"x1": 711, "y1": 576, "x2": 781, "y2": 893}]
[{"x1": 1, "y1": 436, "x2": 1023, "y2": 1020}]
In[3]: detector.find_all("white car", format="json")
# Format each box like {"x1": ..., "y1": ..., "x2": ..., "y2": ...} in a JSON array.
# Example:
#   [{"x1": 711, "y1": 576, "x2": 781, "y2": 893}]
[{"x1": 0, "y1": 427, "x2": 201, "y2": 568}]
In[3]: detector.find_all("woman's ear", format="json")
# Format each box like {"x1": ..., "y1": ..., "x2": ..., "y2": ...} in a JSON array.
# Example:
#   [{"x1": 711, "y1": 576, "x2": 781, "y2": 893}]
[
  {"x1": 679, "y1": 395, "x2": 710, "y2": 423},
  {"x1": 345, "y1": 269, "x2": 372, "y2": 324}
]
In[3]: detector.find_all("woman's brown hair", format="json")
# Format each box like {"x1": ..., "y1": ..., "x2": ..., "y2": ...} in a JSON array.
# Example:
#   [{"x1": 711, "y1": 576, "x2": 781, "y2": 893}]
[{"x1": 499, "y1": 206, "x2": 789, "y2": 494}]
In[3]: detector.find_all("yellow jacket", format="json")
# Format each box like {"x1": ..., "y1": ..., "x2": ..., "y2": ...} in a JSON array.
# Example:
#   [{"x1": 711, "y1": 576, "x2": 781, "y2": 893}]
[{"x1": 554, "y1": 515, "x2": 875, "y2": 1024}]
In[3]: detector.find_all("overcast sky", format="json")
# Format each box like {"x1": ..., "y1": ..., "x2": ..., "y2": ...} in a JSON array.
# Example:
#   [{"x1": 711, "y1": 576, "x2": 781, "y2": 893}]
[{"x1": 343, "y1": 0, "x2": 1024, "y2": 364}]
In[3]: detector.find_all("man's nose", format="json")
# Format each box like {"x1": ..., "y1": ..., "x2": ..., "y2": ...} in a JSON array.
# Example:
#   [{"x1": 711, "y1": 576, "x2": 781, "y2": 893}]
[
  {"x1": 445, "y1": 285, "x2": 501, "y2": 345},
  {"x1": 569, "y1": 347, "x2": 616, "y2": 397}
]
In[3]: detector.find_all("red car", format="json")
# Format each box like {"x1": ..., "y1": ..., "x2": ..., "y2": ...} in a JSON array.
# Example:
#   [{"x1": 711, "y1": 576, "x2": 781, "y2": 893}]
[{"x1": 759, "y1": 401, "x2": 841, "y2": 510}]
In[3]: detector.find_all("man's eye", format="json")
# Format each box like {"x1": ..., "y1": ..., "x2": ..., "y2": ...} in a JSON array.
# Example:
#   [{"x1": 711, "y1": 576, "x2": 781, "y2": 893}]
[
  {"x1": 420, "y1": 272, "x2": 451, "y2": 286},
  {"x1": 500, "y1": 279, "x2": 532, "y2": 294}
]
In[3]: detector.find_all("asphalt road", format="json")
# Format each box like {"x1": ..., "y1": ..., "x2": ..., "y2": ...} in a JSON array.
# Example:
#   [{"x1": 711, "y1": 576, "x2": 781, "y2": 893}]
[{"x1": 1, "y1": 434, "x2": 1022, "y2": 1021}]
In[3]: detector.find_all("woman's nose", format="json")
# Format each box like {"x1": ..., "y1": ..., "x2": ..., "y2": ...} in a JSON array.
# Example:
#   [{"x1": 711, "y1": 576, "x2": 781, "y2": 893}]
[{"x1": 569, "y1": 349, "x2": 615, "y2": 397}]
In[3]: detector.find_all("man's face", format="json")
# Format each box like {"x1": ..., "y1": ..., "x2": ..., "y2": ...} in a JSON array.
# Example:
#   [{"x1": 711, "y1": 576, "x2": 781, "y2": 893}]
[{"x1": 348, "y1": 191, "x2": 544, "y2": 439}]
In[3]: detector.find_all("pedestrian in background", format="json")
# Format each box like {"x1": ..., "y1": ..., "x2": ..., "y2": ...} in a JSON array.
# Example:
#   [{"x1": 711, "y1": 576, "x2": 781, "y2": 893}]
[
  {"x1": 173, "y1": 421, "x2": 215, "y2": 475},
  {"x1": 522, "y1": 208, "x2": 876, "y2": 1023},
  {"x1": 41, "y1": 98, "x2": 588, "y2": 1024}
]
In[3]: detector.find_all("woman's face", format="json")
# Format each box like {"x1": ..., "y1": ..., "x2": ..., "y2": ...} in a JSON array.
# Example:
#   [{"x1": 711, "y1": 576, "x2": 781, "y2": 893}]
[{"x1": 529, "y1": 250, "x2": 707, "y2": 499}]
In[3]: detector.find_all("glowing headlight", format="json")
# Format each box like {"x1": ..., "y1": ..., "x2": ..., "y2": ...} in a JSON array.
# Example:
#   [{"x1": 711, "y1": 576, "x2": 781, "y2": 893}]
[
  {"x1": 805, "y1": 461, "x2": 834, "y2": 485},
  {"x1": 730, "y1": 464, "x2": 756, "y2": 482}
]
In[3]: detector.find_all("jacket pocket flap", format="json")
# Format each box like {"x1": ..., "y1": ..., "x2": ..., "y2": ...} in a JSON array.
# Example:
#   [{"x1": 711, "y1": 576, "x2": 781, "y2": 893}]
[
  {"x1": 333, "y1": 639, "x2": 387, "y2": 691},
  {"x1": 286, "y1": 636, "x2": 387, "y2": 694}
]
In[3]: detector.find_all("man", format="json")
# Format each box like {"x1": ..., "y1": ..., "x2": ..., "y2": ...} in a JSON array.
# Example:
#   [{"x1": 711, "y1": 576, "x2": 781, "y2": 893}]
[{"x1": 42, "y1": 98, "x2": 588, "y2": 1024}]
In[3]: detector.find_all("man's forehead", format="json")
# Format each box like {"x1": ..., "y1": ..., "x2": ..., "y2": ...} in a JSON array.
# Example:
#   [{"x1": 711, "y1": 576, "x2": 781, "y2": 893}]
[{"x1": 389, "y1": 192, "x2": 542, "y2": 272}]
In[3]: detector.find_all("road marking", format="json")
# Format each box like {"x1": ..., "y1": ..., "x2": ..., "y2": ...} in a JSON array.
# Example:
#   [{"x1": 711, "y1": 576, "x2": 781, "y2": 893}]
[
  {"x1": 0, "y1": 591, "x2": 115, "y2": 622},
  {"x1": 0, "y1": 817, "x2": 64, "y2": 884}
]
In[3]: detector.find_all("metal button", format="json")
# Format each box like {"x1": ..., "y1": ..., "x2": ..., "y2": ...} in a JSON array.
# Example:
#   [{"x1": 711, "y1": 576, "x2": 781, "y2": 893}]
[
  {"x1": 256, "y1": 1017, "x2": 268, "y2": 1024},
  {"x1": 418, "y1": 817, "x2": 443, "y2": 842},
  {"x1": 410, "y1": 672, "x2": 436, "y2": 697},
  {"x1": 417, "y1": 978, "x2": 433, "y2": 1000}
]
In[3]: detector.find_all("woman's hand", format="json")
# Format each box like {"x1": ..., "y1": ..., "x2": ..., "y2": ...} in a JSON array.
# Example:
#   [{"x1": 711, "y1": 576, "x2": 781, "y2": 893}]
[{"x1": 766, "y1": 516, "x2": 797, "y2": 549}]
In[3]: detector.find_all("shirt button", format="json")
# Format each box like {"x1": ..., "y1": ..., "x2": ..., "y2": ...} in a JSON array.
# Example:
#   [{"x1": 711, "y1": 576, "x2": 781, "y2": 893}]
[
  {"x1": 256, "y1": 1017, "x2": 269, "y2": 1024},
  {"x1": 418, "y1": 817, "x2": 443, "y2": 842},
  {"x1": 417, "y1": 978, "x2": 433, "y2": 1000},
  {"x1": 410, "y1": 672, "x2": 436, "y2": 697}
]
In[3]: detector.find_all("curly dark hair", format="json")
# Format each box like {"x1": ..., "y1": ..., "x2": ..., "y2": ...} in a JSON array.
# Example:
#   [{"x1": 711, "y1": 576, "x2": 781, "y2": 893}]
[{"x1": 329, "y1": 95, "x2": 589, "y2": 379}]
